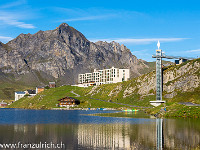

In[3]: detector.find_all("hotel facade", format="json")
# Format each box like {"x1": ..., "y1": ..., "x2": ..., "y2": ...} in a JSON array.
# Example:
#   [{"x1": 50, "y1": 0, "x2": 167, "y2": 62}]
[{"x1": 78, "y1": 67, "x2": 130, "y2": 86}]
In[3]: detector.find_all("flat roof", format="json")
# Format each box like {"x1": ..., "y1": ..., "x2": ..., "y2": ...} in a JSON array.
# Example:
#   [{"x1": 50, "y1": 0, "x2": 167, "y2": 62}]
[{"x1": 15, "y1": 91, "x2": 25, "y2": 94}]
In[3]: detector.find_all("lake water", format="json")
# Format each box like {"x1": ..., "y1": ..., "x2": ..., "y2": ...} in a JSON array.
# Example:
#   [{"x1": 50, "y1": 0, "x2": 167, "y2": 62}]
[{"x1": 0, "y1": 108, "x2": 199, "y2": 149}]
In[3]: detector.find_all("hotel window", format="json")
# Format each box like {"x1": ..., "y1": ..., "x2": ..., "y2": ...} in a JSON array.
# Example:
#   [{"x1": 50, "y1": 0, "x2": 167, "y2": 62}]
[{"x1": 117, "y1": 69, "x2": 119, "y2": 77}]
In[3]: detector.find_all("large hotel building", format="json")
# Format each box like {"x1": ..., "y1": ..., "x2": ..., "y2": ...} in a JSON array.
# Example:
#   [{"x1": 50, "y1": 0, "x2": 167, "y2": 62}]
[{"x1": 78, "y1": 67, "x2": 130, "y2": 86}]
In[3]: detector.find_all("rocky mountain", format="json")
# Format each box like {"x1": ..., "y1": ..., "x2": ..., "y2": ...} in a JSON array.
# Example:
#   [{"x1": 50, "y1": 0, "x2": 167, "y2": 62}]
[{"x1": 0, "y1": 23, "x2": 149, "y2": 86}]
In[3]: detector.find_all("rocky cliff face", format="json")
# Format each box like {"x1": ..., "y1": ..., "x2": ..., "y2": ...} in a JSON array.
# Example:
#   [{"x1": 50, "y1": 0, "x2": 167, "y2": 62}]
[
  {"x1": 123, "y1": 59, "x2": 200, "y2": 98},
  {"x1": 0, "y1": 23, "x2": 149, "y2": 85}
]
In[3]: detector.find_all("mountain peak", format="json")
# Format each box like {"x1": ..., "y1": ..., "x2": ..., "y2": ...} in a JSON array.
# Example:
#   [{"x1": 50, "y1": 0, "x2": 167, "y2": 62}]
[
  {"x1": 59, "y1": 23, "x2": 69, "y2": 28},
  {"x1": 0, "y1": 23, "x2": 149, "y2": 85}
]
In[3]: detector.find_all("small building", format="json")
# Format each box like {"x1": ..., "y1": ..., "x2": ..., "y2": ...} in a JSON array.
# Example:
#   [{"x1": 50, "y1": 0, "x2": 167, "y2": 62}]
[
  {"x1": 25, "y1": 90, "x2": 36, "y2": 97},
  {"x1": 58, "y1": 97, "x2": 80, "y2": 107},
  {"x1": 49, "y1": 82, "x2": 56, "y2": 88},
  {"x1": 175, "y1": 58, "x2": 188, "y2": 65},
  {"x1": 15, "y1": 91, "x2": 26, "y2": 101},
  {"x1": 72, "y1": 81, "x2": 96, "y2": 87},
  {"x1": 27, "y1": 90, "x2": 36, "y2": 95},
  {"x1": 0, "y1": 101, "x2": 7, "y2": 107},
  {"x1": 36, "y1": 87, "x2": 45, "y2": 94},
  {"x1": 15, "y1": 90, "x2": 36, "y2": 101}
]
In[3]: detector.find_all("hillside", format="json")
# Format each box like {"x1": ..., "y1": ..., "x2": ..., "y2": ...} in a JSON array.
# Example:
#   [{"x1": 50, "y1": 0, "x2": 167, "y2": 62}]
[
  {"x1": 8, "y1": 58, "x2": 200, "y2": 117},
  {"x1": 0, "y1": 23, "x2": 151, "y2": 91},
  {"x1": 83, "y1": 58, "x2": 200, "y2": 105}
]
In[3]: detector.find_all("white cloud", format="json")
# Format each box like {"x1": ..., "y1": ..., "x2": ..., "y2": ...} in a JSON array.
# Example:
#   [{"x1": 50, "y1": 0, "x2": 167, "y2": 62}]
[
  {"x1": 56, "y1": 7, "x2": 143, "y2": 23},
  {"x1": 132, "y1": 49, "x2": 148, "y2": 54},
  {"x1": 0, "y1": 1, "x2": 36, "y2": 29},
  {"x1": 90, "y1": 38, "x2": 189, "y2": 45},
  {"x1": 61, "y1": 15, "x2": 114, "y2": 22},
  {"x1": 0, "y1": 36, "x2": 13, "y2": 43},
  {"x1": 186, "y1": 49, "x2": 200, "y2": 53},
  {"x1": 0, "y1": 0, "x2": 26, "y2": 9},
  {"x1": 0, "y1": 13, "x2": 36, "y2": 29}
]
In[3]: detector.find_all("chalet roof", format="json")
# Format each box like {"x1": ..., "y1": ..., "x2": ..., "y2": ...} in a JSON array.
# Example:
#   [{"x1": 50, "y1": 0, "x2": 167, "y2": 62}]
[
  {"x1": 0, "y1": 102, "x2": 7, "y2": 104},
  {"x1": 15, "y1": 91, "x2": 25, "y2": 94},
  {"x1": 58, "y1": 97, "x2": 78, "y2": 101},
  {"x1": 27, "y1": 90, "x2": 36, "y2": 94},
  {"x1": 36, "y1": 86, "x2": 44, "y2": 89},
  {"x1": 49, "y1": 82, "x2": 55, "y2": 84}
]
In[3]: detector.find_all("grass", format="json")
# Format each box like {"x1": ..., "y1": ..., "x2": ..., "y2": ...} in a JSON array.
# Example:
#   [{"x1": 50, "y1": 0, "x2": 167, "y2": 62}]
[
  {"x1": 7, "y1": 83, "x2": 200, "y2": 118},
  {"x1": 8, "y1": 86, "x2": 76, "y2": 109},
  {"x1": 8, "y1": 85, "x2": 135, "y2": 109},
  {"x1": 146, "y1": 102, "x2": 200, "y2": 118},
  {"x1": 169, "y1": 87, "x2": 200, "y2": 104},
  {"x1": 89, "y1": 111, "x2": 151, "y2": 118},
  {"x1": 0, "y1": 81, "x2": 34, "y2": 100},
  {"x1": 165, "y1": 103, "x2": 200, "y2": 118}
]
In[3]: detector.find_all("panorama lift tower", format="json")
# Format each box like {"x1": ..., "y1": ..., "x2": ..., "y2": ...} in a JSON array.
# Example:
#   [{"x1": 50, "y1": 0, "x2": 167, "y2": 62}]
[
  {"x1": 150, "y1": 41, "x2": 166, "y2": 106},
  {"x1": 150, "y1": 41, "x2": 194, "y2": 107}
]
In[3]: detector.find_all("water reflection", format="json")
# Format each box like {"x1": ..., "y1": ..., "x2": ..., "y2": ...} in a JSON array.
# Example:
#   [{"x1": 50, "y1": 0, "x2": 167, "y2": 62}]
[
  {"x1": 156, "y1": 118, "x2": 163, "y2": 150},
  {"x1": 0, "y1": 110, "x2": 199, "y2": 149},
  {"x1": 77, "y1": 124, "x2": 131, "y2": 149},
  {"x1": 0, "y1": 119, "x2": 199, "y2": 149}
]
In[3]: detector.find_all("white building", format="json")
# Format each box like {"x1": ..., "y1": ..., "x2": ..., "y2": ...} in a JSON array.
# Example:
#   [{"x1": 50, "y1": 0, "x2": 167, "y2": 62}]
[
  {"x1": 78, "y1": 67, "x2": 130, "y2": 86},
  {"x1": 15, "y1": 90, "x2": 36, "y2": 101},
  {"x1": 15, "y1": 91, "x2": 26, "y2": 101}
]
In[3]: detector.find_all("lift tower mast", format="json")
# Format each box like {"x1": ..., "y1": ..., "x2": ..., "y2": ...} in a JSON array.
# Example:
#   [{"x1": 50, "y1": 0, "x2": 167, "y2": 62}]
[
  {"x1": 155, "y1": 41, "x2": 163, "y2": 101},
  {"x1": 150, "y1": 41, "x2": 166, "y2": 106},
  {"x1": 150, "y1": 41, "x2": 195, "y2": 107}
]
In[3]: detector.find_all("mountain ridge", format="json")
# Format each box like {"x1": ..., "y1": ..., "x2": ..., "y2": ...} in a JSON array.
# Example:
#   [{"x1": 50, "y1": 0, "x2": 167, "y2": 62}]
[{"x1": 0, "y1": 23, "x2": 150, "y2": 88}]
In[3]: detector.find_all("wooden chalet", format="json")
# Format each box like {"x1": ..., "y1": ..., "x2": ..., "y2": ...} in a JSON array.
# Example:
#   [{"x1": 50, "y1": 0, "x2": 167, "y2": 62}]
[{"x1": 58, "y1": 97, "x2": 80, "y2": 107}]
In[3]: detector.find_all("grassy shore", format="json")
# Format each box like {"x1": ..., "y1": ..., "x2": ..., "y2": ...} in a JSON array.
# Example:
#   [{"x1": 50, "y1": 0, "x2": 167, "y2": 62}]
[
  {"x1": 8, "y1": 84, "x2": 200, "y2": 118},
  {"x1": 8, "y1": 85, "x2": 134, "y2": 109},
  {"x1": 145, "y1": 102, "x2": 200, "y2": 118},
  {"x1": 88, "y1": 111, "x2": 151, "y2": 118}
]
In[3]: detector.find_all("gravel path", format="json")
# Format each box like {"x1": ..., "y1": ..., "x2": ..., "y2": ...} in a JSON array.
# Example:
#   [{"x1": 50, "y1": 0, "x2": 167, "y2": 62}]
[
  {"x1": 71, "y1": 91, "x2": 80, "y2": 97},
  {"x1": 71, "y1": 91, "x2": 151, "y2": 108},
  {"x1": 178, "y1": 102, "x2": 200, "y2": 106}
]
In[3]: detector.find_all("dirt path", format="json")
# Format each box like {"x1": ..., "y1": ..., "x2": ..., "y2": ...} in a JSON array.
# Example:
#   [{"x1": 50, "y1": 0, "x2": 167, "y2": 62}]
[{"x1": 71, "y1": 91, "x2": 80, "y2": 97}]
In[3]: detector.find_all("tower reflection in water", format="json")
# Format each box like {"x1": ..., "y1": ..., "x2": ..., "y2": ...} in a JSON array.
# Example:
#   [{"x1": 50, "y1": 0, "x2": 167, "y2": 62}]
[{"x1": 156, "y1": 118, "x2": 164, "y2": 150}]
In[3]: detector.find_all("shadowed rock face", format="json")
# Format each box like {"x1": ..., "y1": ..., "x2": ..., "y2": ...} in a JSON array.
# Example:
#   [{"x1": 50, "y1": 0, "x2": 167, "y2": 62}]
[{"x1": 0, "y1": 23, "x2": 149, "y2": 85}]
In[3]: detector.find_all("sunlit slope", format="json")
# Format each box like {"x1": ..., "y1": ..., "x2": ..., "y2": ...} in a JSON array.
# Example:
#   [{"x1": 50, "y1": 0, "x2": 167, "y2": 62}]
[
  {"x1": 84, "y1": 58, "x2": 200, "y2": 105},
  {"x1": 9, "y1": 58, "x2": 200, "y2": 109}
]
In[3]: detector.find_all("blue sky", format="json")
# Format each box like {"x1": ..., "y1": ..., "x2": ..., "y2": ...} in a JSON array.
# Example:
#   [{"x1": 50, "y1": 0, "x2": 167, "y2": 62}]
[{"x1": 0, "y1": 0, "x2": 200, "y2": 61}]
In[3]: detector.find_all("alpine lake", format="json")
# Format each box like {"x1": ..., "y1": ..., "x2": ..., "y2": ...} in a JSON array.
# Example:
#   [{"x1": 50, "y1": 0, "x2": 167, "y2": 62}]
[{"x1": 0, "y1": 108, "x2": 199, "y2": 149}]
